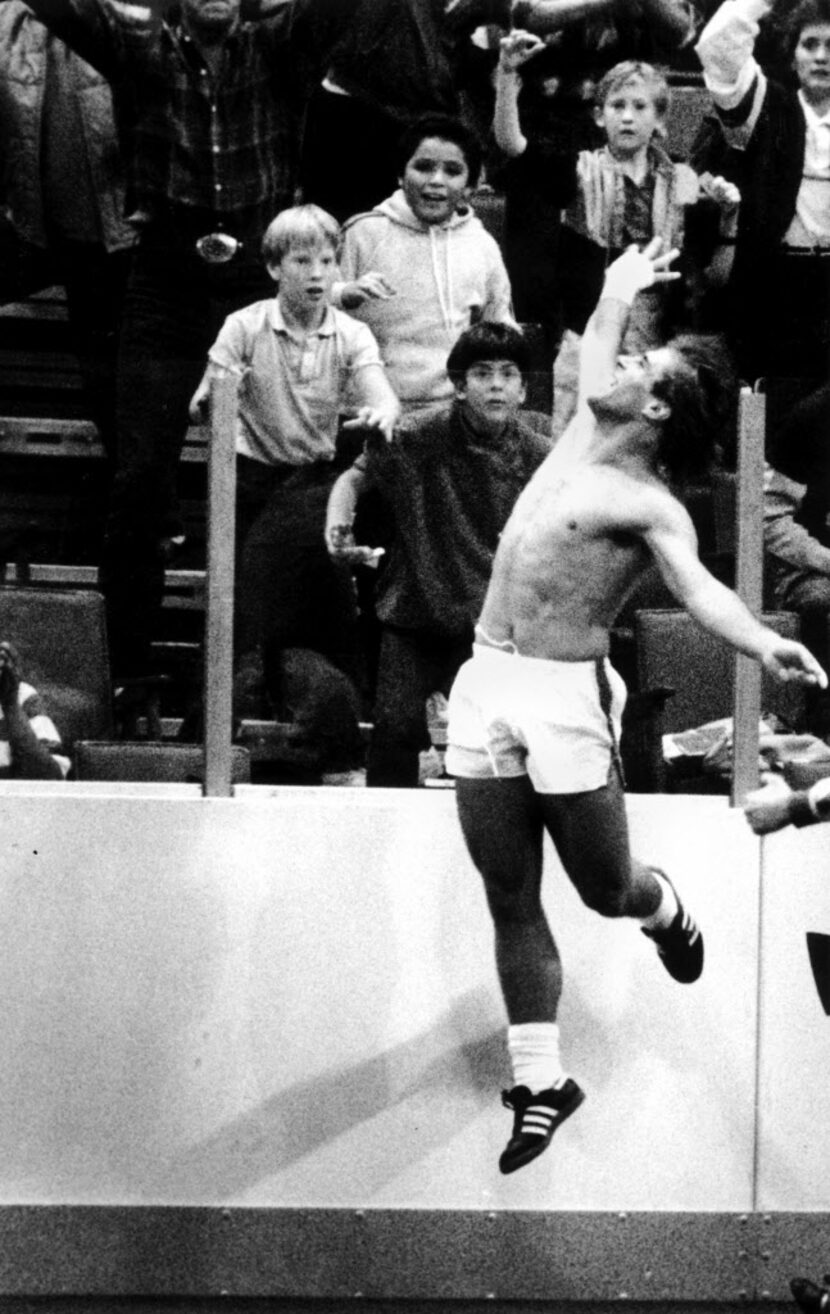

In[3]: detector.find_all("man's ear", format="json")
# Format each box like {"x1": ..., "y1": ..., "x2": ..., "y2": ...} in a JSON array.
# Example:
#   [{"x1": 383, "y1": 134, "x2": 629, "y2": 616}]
[
  {"x1": 642, "y1": 396, "x2": 671, "y2": 423},
  {"x1": 266, "y1": 260, "x2": 281, "y2": 286}
]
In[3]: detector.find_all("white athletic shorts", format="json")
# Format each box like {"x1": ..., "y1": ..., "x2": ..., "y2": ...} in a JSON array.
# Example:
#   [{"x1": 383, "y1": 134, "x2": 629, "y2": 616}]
[{"x1": 445, "y1": 643, "x2": 627, "y2": 794}]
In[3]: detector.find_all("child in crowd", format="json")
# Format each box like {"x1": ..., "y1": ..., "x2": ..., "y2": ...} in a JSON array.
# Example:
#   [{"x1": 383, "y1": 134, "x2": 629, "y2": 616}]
[
  {"x1": 335, "y1": 113, "x2": 515, "y2": 414},
  {"x1": 325, "y1": 322, "x2": 552, "y2": 788},
  {"x1": 0, "y1": 641, "x2": 68, "y2": 779},
  {"x1": 189, "y1": 204, "x2": 400, "y2": 717},
  {"x1": 493, "y1": 36, "x2": 740, "y2": 430}
]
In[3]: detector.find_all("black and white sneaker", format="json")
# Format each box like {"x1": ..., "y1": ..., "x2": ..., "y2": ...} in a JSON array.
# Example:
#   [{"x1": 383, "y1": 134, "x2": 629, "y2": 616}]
[
  {"x1": 641, "y1": 871, "x2": 704, "y2": 983},
  {"x1": 499, "y1": 1079, "x2": 585, "y2": 1175}
]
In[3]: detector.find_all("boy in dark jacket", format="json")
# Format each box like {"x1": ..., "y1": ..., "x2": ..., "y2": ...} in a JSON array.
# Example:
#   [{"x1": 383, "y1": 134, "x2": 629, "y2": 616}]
[{"x1": 325, "y1": 321, "x2": 551, "y2": 787}]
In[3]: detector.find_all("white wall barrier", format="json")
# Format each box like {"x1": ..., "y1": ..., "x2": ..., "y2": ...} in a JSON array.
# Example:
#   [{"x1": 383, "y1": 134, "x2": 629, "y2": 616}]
[{"x1": 0, "y1": 785, "x2": 825, "y2": 1300}]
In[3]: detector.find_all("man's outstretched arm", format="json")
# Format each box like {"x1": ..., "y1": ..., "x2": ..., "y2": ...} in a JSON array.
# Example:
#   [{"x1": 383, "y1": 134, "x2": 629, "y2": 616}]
[{"x1": 647, "y1": 499, "x2": 828, "y2": 687}]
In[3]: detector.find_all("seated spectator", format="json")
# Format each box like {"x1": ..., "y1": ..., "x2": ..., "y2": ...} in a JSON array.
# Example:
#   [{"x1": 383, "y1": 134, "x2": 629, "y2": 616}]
[
  {"x1": 189, "y1": 204, "x2": 399, "y2": 712},
  {"x1": 336, "y1": 113, "x2": 515, "y2": 415},
  {"x1": 493, "y1": 41, "x2": 740, "y2": 435},
  {"x1": 763, "y1": 381, "x2": 830, "y2": 737},
  {"x1": 325, "y1": 321, "x2": 551, "y2": 788},
  {"x1": 694, "y1": 0, "x2": 830, "y2": 387},
  {"x1": 0, "y1": 642, "x2": 69, "y2": 780}
]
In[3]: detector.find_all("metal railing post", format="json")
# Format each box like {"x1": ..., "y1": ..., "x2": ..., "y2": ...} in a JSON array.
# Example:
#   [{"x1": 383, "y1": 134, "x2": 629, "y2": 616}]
[{"x1": 203, "y1": 373, "x2": 238, "y2": 798}]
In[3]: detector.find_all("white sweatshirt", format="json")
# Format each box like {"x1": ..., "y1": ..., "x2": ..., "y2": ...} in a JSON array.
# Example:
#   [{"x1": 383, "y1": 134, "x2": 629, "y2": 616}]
[{"x1": 338, "y1": 189, "x2": 515, "y2": 411}]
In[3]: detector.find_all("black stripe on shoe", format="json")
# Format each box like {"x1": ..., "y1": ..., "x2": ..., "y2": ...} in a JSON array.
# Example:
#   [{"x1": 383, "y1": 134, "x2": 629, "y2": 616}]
[{"x1": 499, "y1": 1078, "x2": 585, "y2": 1175}]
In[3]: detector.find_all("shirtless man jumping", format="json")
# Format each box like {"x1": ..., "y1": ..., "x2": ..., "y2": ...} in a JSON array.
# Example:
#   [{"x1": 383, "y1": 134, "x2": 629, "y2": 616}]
[{"x1": 444, "y1": 239, "x2": 827, "y2": 1175}]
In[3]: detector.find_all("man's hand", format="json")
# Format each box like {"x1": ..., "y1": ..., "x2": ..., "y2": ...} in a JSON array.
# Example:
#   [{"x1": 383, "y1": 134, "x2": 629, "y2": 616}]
[
  {"x1": 759, "y1": 635, "x2": 828, "y2": 688},
  {"x1": 340, "y1": 272, "x2": 396, "y2": 311},
  {"x1": 604, "y1": 236, "x2": 682, "y2": 300},
  {"x1": 744, "y1": 776, "x2": 796, "y2": 835},
  {"x1": 0, "y1": 642, "x2": 22, "y2": 710},
  {"x1": 601, "y1": 237, "x2": 681, "y2": 305},
  {"x1": 498, "y1": 28, "x2": 547, "y2": 74}
]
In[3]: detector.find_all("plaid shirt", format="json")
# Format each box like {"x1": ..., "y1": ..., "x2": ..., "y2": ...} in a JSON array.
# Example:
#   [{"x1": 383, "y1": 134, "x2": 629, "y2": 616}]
[{"x1": 24, "y1": 0, "x2": 312, "y2": 219}]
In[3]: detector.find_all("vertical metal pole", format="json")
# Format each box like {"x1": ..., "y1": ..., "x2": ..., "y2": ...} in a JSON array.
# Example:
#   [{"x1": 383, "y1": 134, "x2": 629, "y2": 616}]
[
  {"x1": 203, "y1": 373, "x2": 238, "y2": 798},
  {"x1": 731, "y1": 387, "x2": 766, "y2": 807}
]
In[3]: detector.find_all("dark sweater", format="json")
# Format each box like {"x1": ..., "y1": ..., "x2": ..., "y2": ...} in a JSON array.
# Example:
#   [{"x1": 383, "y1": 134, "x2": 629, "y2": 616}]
[{"x1": 360, "y1": 402, "x2": 551, "y2": 637}]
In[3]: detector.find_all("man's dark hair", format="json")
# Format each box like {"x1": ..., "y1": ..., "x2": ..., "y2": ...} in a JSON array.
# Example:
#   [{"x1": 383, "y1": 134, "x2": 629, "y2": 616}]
[
  {"x1": 446, "y1": 322, "x2": 531, "y2": 383},
  {"x1": 651, "y1": 335, "x2": 738, "y2": 487},
  {"x1": 783, "y1": 0, "x2": 830, "y2": 57},
  {"x1": 396, "y1": 113, "x2": 483, "y2": 189}
]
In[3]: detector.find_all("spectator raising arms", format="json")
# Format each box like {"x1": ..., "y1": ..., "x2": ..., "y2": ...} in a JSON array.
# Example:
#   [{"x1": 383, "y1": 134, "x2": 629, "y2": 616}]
[
  {"x1": 493, "y1": 38, "x2": 740, "y2": 435},
  {"x1": 20, "y1": 0, "x2": 332, "y2": 684},
  {"x1": 694, "y1": 0, "x2": 830, "y2": 386}
]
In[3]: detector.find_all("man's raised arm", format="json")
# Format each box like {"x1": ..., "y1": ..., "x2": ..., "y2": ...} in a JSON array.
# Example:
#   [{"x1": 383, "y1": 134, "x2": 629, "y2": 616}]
[{"x1": 576, "y1": 239, "x2": 680, "y2": 408}]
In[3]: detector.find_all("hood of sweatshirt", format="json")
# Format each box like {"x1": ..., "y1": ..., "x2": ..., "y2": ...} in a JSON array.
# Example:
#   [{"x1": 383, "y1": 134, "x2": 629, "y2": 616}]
[
  {"x1": 374, "y1": 188, "x2": 477, "y2": 233},
  {"x1": 369, "y1": 189, "x2": 479, "y2": 340},
  {"x1": 341, "y1": 187, "x2": 511, "y2": 407}
]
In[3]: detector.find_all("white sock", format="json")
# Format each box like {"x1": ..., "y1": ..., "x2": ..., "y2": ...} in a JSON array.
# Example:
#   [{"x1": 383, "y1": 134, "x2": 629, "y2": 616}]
[
  {"x1": 507, "y1": 1021, "x2": 566, "y2": 1093},
  {"x1": 640, "y1": 868, "x2": 680, "y2": 932}
]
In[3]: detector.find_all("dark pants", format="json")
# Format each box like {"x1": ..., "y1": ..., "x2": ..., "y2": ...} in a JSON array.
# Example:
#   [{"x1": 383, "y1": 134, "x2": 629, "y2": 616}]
[
  {"x1": 100, "y1": 221, "x2": 274, "y2": 678},
  {"x1": 234, "y1": 454, "x2": 361, "y2": 686},
  {"x1": 367, "y1": 625, "x2": 473, "y2": 788}
]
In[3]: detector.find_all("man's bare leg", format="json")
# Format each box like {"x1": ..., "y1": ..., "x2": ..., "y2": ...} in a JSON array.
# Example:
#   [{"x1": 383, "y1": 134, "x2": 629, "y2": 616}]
[
  {"x1": 455, "y1": 774, "x2": 586, "y2": 1173},
  {"x1": 456, "y1": 774, "x2": 561, "y2": 1022},
  {"x1": 537, "y1": 770, "x2": 704, "y2": 983}
]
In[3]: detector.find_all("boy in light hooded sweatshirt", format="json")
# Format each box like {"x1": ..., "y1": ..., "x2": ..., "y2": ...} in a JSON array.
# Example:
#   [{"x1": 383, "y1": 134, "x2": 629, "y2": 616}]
[{"x1": 336, "y1": 113, "x2": 515, "y2": 413}]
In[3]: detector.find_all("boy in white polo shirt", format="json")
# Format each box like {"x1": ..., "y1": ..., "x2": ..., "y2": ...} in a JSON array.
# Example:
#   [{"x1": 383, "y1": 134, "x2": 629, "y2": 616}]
[{"x1": 191, "y1": 204, "x2": 400, "y2": 698}]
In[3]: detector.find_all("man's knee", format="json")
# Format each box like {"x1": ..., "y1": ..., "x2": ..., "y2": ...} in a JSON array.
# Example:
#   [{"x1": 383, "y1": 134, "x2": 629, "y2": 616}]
[{"x1": 577, "y1": 880, "x2": 631, "y2": 919}]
